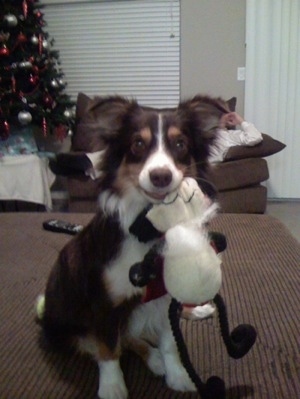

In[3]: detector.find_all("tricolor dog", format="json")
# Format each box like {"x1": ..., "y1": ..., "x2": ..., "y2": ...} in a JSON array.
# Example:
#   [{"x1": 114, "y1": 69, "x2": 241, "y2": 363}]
[{"x1": 36, "y1": 95, "x2": 228, "y2": 399}]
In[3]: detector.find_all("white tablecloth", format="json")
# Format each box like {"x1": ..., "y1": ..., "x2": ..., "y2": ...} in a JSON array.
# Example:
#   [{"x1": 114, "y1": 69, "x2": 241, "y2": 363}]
[{"x1": 0, "y1": 154, "x2": 55, "y2": 210}]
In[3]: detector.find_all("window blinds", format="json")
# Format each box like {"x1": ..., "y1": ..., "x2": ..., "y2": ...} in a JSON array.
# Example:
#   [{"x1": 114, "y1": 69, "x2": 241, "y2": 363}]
[{"x1": 42, "y1": 0, "x2": 180, "y2": 108}]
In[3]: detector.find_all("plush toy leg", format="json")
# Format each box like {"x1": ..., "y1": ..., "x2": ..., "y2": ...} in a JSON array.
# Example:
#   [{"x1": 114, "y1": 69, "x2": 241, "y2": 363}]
[
  {"x1": 169, "y1": 298, "x2": 226, "y2": 399},
  {"x1": 213, "y1": 294, "x2": 257, "y2": 359},
  {"x1": 208, "y1": 232, "x2": 227, "y2": 253},
  {"x1": 196, "y1": 178, "x2": 218, "y2": 200}
]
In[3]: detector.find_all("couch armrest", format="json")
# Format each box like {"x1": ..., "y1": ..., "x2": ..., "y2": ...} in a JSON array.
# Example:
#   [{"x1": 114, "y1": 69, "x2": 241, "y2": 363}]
[{"x1": 207, "y1": 158, "x2": 269, "y2": 191}]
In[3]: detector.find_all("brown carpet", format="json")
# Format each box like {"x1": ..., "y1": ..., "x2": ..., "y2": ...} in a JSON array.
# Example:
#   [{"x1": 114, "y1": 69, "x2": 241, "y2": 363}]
[{"x1": 0, "y1": 212, "x2": 299, "y2": 399}]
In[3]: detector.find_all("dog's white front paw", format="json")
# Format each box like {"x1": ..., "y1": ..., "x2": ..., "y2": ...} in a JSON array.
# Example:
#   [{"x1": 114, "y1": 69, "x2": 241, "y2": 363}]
[
  {"x1": 147, "y1": 347, "x2": 165, "y2": 376},
  {"x1": 98, "y1": 360, "x2": 128, "y2": 399},
  {"x1": 165, "y1": 363, "x2": 196, "y2": 392}
]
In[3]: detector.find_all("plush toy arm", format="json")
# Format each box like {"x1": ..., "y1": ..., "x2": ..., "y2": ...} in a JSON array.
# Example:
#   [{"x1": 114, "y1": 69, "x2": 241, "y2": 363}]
[
  {"x1": 129, "y1": 207, "x2": 163, "y2": 243},
  {"x1": 129, "y1": 241, "x2": 164, "y2": 287},
  {"x1": 196, "y1": 177, "x2": 218, "y2": 200}
]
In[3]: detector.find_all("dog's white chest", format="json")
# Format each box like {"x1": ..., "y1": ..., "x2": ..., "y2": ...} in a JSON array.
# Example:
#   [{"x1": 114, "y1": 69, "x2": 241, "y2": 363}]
[{"x1": 104, "y1": 236, "x2": 152, "y2": 304}]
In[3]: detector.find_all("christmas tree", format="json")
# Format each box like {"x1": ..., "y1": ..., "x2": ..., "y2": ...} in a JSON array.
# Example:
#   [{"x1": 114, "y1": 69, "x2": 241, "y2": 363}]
[{"x1": 0, "y1": 0, "x2": 75, "y2": 142}]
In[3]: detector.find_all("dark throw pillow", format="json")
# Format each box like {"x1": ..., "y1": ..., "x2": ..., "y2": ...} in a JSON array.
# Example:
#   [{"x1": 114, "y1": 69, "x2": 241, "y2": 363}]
[{"x1": 224, "y1": 133, "x2": 286, "y2": 161}]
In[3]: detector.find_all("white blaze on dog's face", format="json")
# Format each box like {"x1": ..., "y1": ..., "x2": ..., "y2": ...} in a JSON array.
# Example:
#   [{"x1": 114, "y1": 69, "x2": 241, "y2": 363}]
[{"x1": 138, "y1": 114, "x2": 185, "y2": 201}]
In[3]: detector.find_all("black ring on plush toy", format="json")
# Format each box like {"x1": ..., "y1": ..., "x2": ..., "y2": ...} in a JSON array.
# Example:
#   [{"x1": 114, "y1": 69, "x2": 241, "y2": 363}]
[
  {"x1": 213, "y1": 294, "x2": 257, "y2": 359},
  {"x1": 169, "y1": 298, "x2": 226, "y2": 399},
  {"x1": 169, "y1": 295, "x2": 257, "y2": 399}
]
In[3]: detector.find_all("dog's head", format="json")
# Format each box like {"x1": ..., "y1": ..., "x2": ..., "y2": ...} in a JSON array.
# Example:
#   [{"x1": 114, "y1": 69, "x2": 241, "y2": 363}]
[{"x1": 84, "y1": 95, "x2": 226, "y2": 216}]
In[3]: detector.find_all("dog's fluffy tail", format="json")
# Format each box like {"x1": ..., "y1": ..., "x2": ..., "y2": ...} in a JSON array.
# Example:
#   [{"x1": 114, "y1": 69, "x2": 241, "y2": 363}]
[{"x1": 35, "y1": 294, "x2": 45, "y2": 320}]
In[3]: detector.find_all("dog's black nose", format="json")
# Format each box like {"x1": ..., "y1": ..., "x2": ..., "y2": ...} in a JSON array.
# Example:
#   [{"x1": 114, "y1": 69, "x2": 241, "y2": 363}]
[{"x1": 150, "y1": 167, "x2": 172, "y2": 188}]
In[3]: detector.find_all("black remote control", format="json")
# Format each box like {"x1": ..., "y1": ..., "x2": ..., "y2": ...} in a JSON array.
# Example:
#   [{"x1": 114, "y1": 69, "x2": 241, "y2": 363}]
[{"x1": 43, "y1": 219, "x2": 83, "y2": 235}]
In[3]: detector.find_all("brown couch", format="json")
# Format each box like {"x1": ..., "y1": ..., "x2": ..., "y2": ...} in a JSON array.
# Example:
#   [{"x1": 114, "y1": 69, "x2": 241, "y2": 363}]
[
  {"x1": 205, "y1": 133, "x2": 285, "y2": 213},
  {"x1": 66, "y1": 93, "x2": 285, "y2": 214}
]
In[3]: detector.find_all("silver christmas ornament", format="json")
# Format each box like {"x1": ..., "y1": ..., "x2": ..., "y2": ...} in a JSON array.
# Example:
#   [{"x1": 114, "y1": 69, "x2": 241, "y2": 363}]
[
  {"x1": 31, "y1": 35, "x2": 39, "y2": 45},
  {"x1": 50, "y1": 79, "x2": 59, "y2": 88},
  {"x1": 19, "y1": 61, "x2": 32, "y2": 69},
  {"x1": 4, "y1": 14, "x2": 18, "y2": 27},
  {"x1": 18, "y1": 111, "x2": 32, "y2": 125},
  {"x1": 63, "y1": 109, "x2": 72, "y2": 119}
]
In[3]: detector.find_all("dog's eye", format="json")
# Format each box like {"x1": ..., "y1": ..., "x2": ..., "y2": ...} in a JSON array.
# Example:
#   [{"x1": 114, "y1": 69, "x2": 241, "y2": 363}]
[
  {"x1": 131, "y1": 138, "x2": 147, "y2": 157},
  {"x1": 173, "y1": 138, "x2": 188, "y2": 157}
]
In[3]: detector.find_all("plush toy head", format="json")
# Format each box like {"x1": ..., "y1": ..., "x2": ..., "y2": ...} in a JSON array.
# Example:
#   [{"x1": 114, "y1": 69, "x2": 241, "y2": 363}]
[
  {"x1": 146, "y1": 177, "x2": 213, "y2": 231},
  {"x1": 145, "y1": 177, "x2": 222, "y2": 306}
]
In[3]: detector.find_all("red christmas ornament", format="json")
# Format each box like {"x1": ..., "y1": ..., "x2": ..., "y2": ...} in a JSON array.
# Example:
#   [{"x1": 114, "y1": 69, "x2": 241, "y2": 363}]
[
  {"x1": 17, "y1": 32, "x2": 27, "y2": 44},
  {"x1": 43, "y1": 93, "x2": 53, "y2": 108},
  {"x1": 35, "y1": 10, "x2": 42, "y2": 19},
  {"x1": 11, "y1": 75, "x2": 16, "y2": 92},
  {"x1": 0, "y1": 45, "x2": 10, "y2": 56},
  {"x1": 29, "y1": 73, "x2": 39, "y2": 86},
  {"x1": 38, "y1": 34, "x2": 43, "y2": 55},
  {"x1": 22, "y1": 0, "x2": 28, "y2": 18},
  {"x1": 31, "y1": 65, "x2": 39, "y2": 74},
  {"x1": 54, "y1": 124, "x2": 68, "y2": 142},
  {"x1": 0, "y1": 120, "x2": 10, "y2": 141},
  {"x1": 42, "y1": 117, "x2": 47, "y2": 137}
]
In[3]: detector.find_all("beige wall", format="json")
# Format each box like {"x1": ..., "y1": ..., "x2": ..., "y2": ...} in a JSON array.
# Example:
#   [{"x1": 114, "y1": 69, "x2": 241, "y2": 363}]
[{"x1": 181, "y1": 0, "x2": 246, "y2": 115}]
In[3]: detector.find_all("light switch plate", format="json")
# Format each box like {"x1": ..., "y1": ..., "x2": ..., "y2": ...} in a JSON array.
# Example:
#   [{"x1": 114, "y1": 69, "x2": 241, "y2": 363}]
[{"x1": 237, "y1": 67, "x2": 246, "y2": 81}]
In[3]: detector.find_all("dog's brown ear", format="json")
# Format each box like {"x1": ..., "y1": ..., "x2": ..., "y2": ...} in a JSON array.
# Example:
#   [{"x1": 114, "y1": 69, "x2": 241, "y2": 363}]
[
  {"x1": 87, "y1": 96, "x2": 136, "y2": 137},
  {"x1": 76, "y1": 92, "x2": 92, "y2": 120},
  {"x1": 178, "y1": 95, "x2": 226, "y2": 137},
  {"x1": 72, "y1": 95, "x2": 136, "y2": 152},
  {"x1": 178, "y1": 95, "x2": 228, "y2": 175},
  {"x1": 191, "y1": 94, "x2": 231, "y2": 114}
]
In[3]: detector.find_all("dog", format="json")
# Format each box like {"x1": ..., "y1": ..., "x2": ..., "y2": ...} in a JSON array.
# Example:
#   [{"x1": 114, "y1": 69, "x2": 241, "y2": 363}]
[{"x1": 36, "y1": 94, "x2": 228, "y2": 399}]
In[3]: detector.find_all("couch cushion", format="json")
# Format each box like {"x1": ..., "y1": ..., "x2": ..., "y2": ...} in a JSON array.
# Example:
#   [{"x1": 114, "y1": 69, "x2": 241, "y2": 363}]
[
  {"x1": 207, "y1": 158, "x2": 269, "y2": 191},
  {"x1": 217, "y1": 185, "x2": 267, "y2": 213},
  {"x1": 224, "y1": 133, "x2": 285, "y2": 161},
  {"x1": 68, "y1": 198, "x2": 98, "y2": 213},
  {"x1": 67, "y1": 175, "x2": 100, "y2": 199}
]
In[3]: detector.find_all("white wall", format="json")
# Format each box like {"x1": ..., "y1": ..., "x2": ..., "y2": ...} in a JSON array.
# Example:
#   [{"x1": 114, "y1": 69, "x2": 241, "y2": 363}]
[
  {"x1": 245, "y1": 0, "x2": 300, "y2": 199},
  {"x1": 180, "y1": 0, "x2": 246, "y2": 115}
]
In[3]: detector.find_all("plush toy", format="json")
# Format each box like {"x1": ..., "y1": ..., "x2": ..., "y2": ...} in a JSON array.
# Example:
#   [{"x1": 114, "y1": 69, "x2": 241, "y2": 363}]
[
  {"x1": 130, "y1": 177, "x2": 224, "y2": 305},
  {"x1": 129, "y1": 177, "x2": 257, "y2": 399}
]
